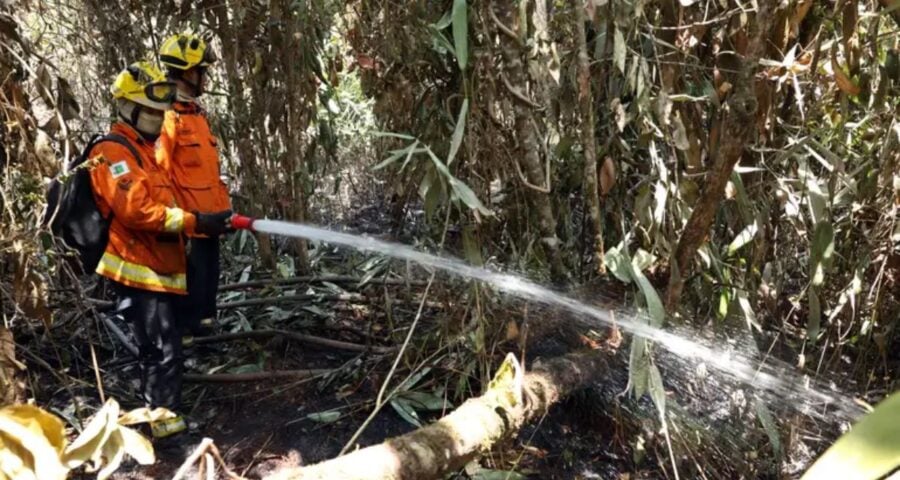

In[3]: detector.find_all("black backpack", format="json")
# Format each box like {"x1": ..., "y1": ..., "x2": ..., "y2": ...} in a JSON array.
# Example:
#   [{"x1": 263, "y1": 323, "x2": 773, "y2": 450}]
[{"x1": 43, "y1": 134, "x2": 143, "y2": 274}]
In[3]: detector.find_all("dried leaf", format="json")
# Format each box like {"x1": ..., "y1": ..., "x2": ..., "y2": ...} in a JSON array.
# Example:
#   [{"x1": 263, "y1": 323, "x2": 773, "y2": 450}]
[
  {"x1": 117, "y1": 426, "x2": 154, "y2": 465},
  {"x1": 599, "y1": 157, "x2": 616, "y2": 196},
  {"x1": 0, "y1": 407, "x2": 68, "y2": 480},
  {"x1": 614, "y1": 28, "x2": 627, "y2": 74},
  {"x1": 830, "y1": 45, "x2": 861, "y2": 96},
  {"x1": 117, "y1": 407, "x2": 176, "y2": 426},
  {"x1": 63, "y1": 399, "x2": 120, "y2": 469}
]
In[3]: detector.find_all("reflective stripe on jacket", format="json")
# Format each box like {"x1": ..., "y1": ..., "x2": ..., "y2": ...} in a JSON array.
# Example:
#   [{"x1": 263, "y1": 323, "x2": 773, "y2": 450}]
[
  {"x1": 89, "y1": 123, "x2": 197, "y2": 294},
  {"x1": 156, "y1": 101, "x2": 231, "y2": 233}
]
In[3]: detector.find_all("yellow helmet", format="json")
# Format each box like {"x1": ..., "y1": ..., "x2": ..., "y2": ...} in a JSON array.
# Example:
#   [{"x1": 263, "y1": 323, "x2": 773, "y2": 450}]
[
  {"x1": 110, "y1": 61, "x2": 176, "y2": 110},
  {"x1": 159, "y1": 33, "x2": 217, "y2": 70}
]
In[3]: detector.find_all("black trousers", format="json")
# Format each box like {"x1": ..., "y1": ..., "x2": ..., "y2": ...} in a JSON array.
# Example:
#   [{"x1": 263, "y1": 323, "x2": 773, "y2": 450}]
[
  {"x1": 114, "y1": 283, "x2": 183, "y2": 410},
  {"x1": 179, "y1": 236, "x2": 221, "y2": 333}
]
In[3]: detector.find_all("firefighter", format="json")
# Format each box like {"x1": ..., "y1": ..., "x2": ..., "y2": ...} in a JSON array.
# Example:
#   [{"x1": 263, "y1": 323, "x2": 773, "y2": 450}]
[
  {"x1": 157, "y1": 33, "x2": 231, "y2": 339},
  {"x1": 91, "y1": 61, "x2": 232, "y2": 438}
]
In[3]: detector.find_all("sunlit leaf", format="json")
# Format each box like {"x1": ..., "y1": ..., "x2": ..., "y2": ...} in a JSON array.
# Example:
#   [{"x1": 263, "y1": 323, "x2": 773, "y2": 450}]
[
  {"x1": 117, "y1": 426, "x2": 154, "y2": 465},
  {"x1": 810, "y1": 221, "x2": 835, "y2": 286},
  {"x1": 629, "y1": 338, "x2": 649, "y2": 399},
  {"x1": 631, "y1": 264, "x2": 665, "y2": 327},
  {"x1": 614, "y1": 28, "x2": 626, "y2": 74},
  {"x1": 0, "y1": 405, "x2": 68, "y2": 480},
  {"x1": 802, "y1": 392, "x2": 900, "y2": 480},
  {"x1": 727, "y1": 221, "x2": 758, "y2": 256},
  {"x1": 62, "y1": 399, "x2": 120, "y2": 469},
  {"x1": 604, "y1": 242, "x2": 634, "y2": 283}
]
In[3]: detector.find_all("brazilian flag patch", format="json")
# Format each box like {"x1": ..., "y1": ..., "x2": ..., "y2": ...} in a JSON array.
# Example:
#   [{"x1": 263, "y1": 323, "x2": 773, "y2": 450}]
[{"x1": 109, "y1": 161, "x2": 130, "y2": 179}]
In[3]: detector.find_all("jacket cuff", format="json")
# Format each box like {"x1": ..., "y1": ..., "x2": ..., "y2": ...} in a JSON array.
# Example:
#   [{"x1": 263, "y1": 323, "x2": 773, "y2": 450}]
[{"x1": 182, "y1": 212, "x2": 197, "y2": 235}]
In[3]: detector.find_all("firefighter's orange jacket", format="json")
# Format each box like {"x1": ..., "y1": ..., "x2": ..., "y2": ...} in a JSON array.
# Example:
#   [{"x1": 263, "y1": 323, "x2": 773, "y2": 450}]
[
  {"x1": 89, "y1": 123, "x2": 197, "y2": 294},
  {"x1": 156, "y1": 101, "x2": 231, "y2": 234}
]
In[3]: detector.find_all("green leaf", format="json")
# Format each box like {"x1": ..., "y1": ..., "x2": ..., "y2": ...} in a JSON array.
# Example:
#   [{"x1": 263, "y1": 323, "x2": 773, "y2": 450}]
[
  {"x1": 372, "y1": 131, "x2": 415, "y2": 141},
  {"x1": 717, "y1": 288, "x2": 731, "y2": 320},
  {"x1": 802, "y1": 392, "x2": 900, "y2": 480},
  {"x1": 632, "y1": 249, "x2": 656, "y2": 272},
  {"x1": 629, "y1": 338, "x2": 649, "y2": 399},
  {"x1": 648, "y1": 364, "x2": 666, "y2": 420},
  {"x1": 397, "y1": 391, "x2": 451, "y2": 411},
  {"x1": 807, "y1": 288, "x2": 821, "y2": 341},
  {"x1": 462, "y1": 225, "x2": 483, "y2": 266},
  {"x1": 810, "y1": 221, "x2": 835, "y2": 286},
  {"x1": 604, "y1": 242, "x2": 634, "y2": 283},
  {"x1": 727, "y1": 221, "x2": 758, "y2": 256},
  {"x1": 806, "y1": 175, "x2": 827, "y2": 225},
  {"x1": 450, "y1": 178, "x2": 491, "y2": 215},
  {"x1": 451, "y1": 0, "x2": 468, "y2": 70},
  {"x1": 424, "y1": 176, "x2": 443, "y2": 221},
  {"x1": 755, "y1": 400, "x2": 782, "y2": 460},
  {"x1": 614, "y1": 28, "x2": 627, "y2": 74},
  {"x1": 447, "y1": 99, "x2": 469, "y2": 166},
  {"x1": 306, "y1": 410, "x2": 341, "y2": 424},
  {"x1": 390, "y1": 398, "x2": 422, "y2": 427},
  {"x1": 631, "y1": 265, "x2": 665, "y2": 327},
  {"x1": 432, "y1": 10, "x2": 453, "y2": 29}
]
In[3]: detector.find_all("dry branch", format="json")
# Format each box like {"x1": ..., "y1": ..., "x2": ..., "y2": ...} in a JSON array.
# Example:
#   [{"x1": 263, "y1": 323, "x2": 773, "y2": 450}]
[
  {"x1": 193, "y1": 329, "x2": 395, "y2": 354},
  {"x1": 664, "y1": 0, "x2": 775, "y2": 313},
  {"x1": 217, "y1": 293, "x2": 365, "y2": 310},
  {"x1": 183, "y1": 369, "x2": 332, "y2": 383},
  {"x1": 266, "y1": 350, "x2": 610, "y2": 480},
  {"x1": 220, "y1": 275, "x2": 424, "y2": 291}
]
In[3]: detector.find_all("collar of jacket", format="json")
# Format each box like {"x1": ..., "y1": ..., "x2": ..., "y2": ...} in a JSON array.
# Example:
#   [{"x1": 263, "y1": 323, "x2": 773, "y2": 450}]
[{"x1": 111, "y1": 121, "x2": 153, "y2": 148}]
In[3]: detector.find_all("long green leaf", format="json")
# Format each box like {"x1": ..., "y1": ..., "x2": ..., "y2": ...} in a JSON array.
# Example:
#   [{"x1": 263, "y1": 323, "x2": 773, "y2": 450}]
[
  {"x1": 447, "y1": 99, "x2": 469, "y2": 166},
  {"x1": 810, "y1": 221, "x2": 835, "y2": 286},
  {"x1": 802, "y1": 392, "x2": 900, "y2": 480},
  {"x1": 727, "y1": 221, "x2": 758, "y2": 256},
  {"x1": 807, "y1": 288, "x2": 821, "y2": 341},
  {"x1": 631, "y1": 262, "x2": 665, "y2": 327},
  {"x1": 451, "y1": 0, "x2": 468, "y2": 70},
  {"x1": 450, "y1": 178, "x2": 491, "y2": 215}
]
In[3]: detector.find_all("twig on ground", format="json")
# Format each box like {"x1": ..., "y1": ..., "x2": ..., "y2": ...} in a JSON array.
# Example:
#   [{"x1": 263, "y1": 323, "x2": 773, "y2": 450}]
[
  {"x1": 183, "y1": 369, "x2": 333, "y2": 383},
  {"x1": 192, "y1": 329, "x2": 395, "y2": 354},
  {"x1": 220, "y1": 275, "x2": 424, "y2": 291}
]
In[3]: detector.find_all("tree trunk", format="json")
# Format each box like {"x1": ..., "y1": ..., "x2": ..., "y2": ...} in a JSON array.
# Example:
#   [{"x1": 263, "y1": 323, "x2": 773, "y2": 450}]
[
  {"x1": 0, "y1": 328, "x2": 24, "y2": 406},
  {"x1": 266, "y1": 350, "x2": 610, "y2": 480},
  {"x1": 664, "y1": 0, "x2": 775, "y2": 313},
  {"x1": 494, "y1": 2, "x2": 567, "y2": 283},
  {"x1": 575, "y1": 5, "x2": 604, "y2": 274}
]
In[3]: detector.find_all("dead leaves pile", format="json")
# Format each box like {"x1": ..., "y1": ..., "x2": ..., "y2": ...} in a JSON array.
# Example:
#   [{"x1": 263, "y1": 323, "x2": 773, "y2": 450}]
[{"x1": 0, "y1": 399, "x2": 171, "y2": 480}]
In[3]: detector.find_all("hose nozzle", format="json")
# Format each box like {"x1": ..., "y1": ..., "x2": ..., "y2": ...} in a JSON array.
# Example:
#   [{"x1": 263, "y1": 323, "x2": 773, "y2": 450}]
[{"x1": 231, "y1": 214, "x2": 255, "y2": 231}]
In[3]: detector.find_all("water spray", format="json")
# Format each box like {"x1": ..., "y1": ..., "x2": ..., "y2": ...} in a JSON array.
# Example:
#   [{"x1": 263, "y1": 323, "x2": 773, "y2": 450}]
[{"x1": 229, "y1": 214, "x2": 865, "y2": 422}]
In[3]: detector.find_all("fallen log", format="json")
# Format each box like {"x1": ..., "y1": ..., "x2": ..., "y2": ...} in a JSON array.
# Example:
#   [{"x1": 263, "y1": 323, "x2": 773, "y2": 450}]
[
  {"x1": 192, "y1": 329, "x2": 395, "y2": 354},
  {"x1": 266, "y1": 349, "x2": 610, "y2": 480}
]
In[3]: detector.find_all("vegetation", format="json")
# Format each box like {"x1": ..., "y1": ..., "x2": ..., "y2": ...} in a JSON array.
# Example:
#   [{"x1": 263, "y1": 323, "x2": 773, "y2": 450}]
[{"x1": 1, "y1": 0, "x2": 898, "y2": 478}]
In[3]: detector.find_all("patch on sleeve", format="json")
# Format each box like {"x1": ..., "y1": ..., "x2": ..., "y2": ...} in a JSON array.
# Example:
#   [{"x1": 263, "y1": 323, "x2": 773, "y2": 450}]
[{"x1": 109, "y1": 161, "x2": 130, "y2": 179}]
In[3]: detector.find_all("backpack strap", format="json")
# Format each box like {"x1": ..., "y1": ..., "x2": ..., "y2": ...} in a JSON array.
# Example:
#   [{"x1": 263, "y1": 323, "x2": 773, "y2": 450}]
[{"x1": 95, "y1": 133, "x2": 144, "y2": 168}]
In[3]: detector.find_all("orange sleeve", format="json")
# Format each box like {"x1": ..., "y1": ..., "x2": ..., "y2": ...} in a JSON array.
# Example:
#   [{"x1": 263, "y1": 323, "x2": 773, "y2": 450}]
[
  {"x1": 89, "y1": 142, "x2": 186, "y2": 233},
  {"x1": 155, "y1": 110, "x2": 178, "y2": 173}
]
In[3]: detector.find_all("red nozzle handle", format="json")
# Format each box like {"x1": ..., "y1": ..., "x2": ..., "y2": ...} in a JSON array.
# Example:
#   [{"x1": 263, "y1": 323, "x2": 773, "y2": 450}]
[{"x1": 231, "y1": 214, "x2": 255, "y2": 231}]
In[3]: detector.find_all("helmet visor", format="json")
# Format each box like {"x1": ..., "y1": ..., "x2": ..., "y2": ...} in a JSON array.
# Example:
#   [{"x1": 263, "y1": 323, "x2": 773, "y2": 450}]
[{"x1": 146, "y1": 82, "x2": 177, "y2": 104}]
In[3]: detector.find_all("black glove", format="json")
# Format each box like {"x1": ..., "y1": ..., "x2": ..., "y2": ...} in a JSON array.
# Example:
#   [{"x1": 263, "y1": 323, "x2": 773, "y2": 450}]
[{"x1": 194, "y1": 210, "x2": 232, "y2": 236}]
